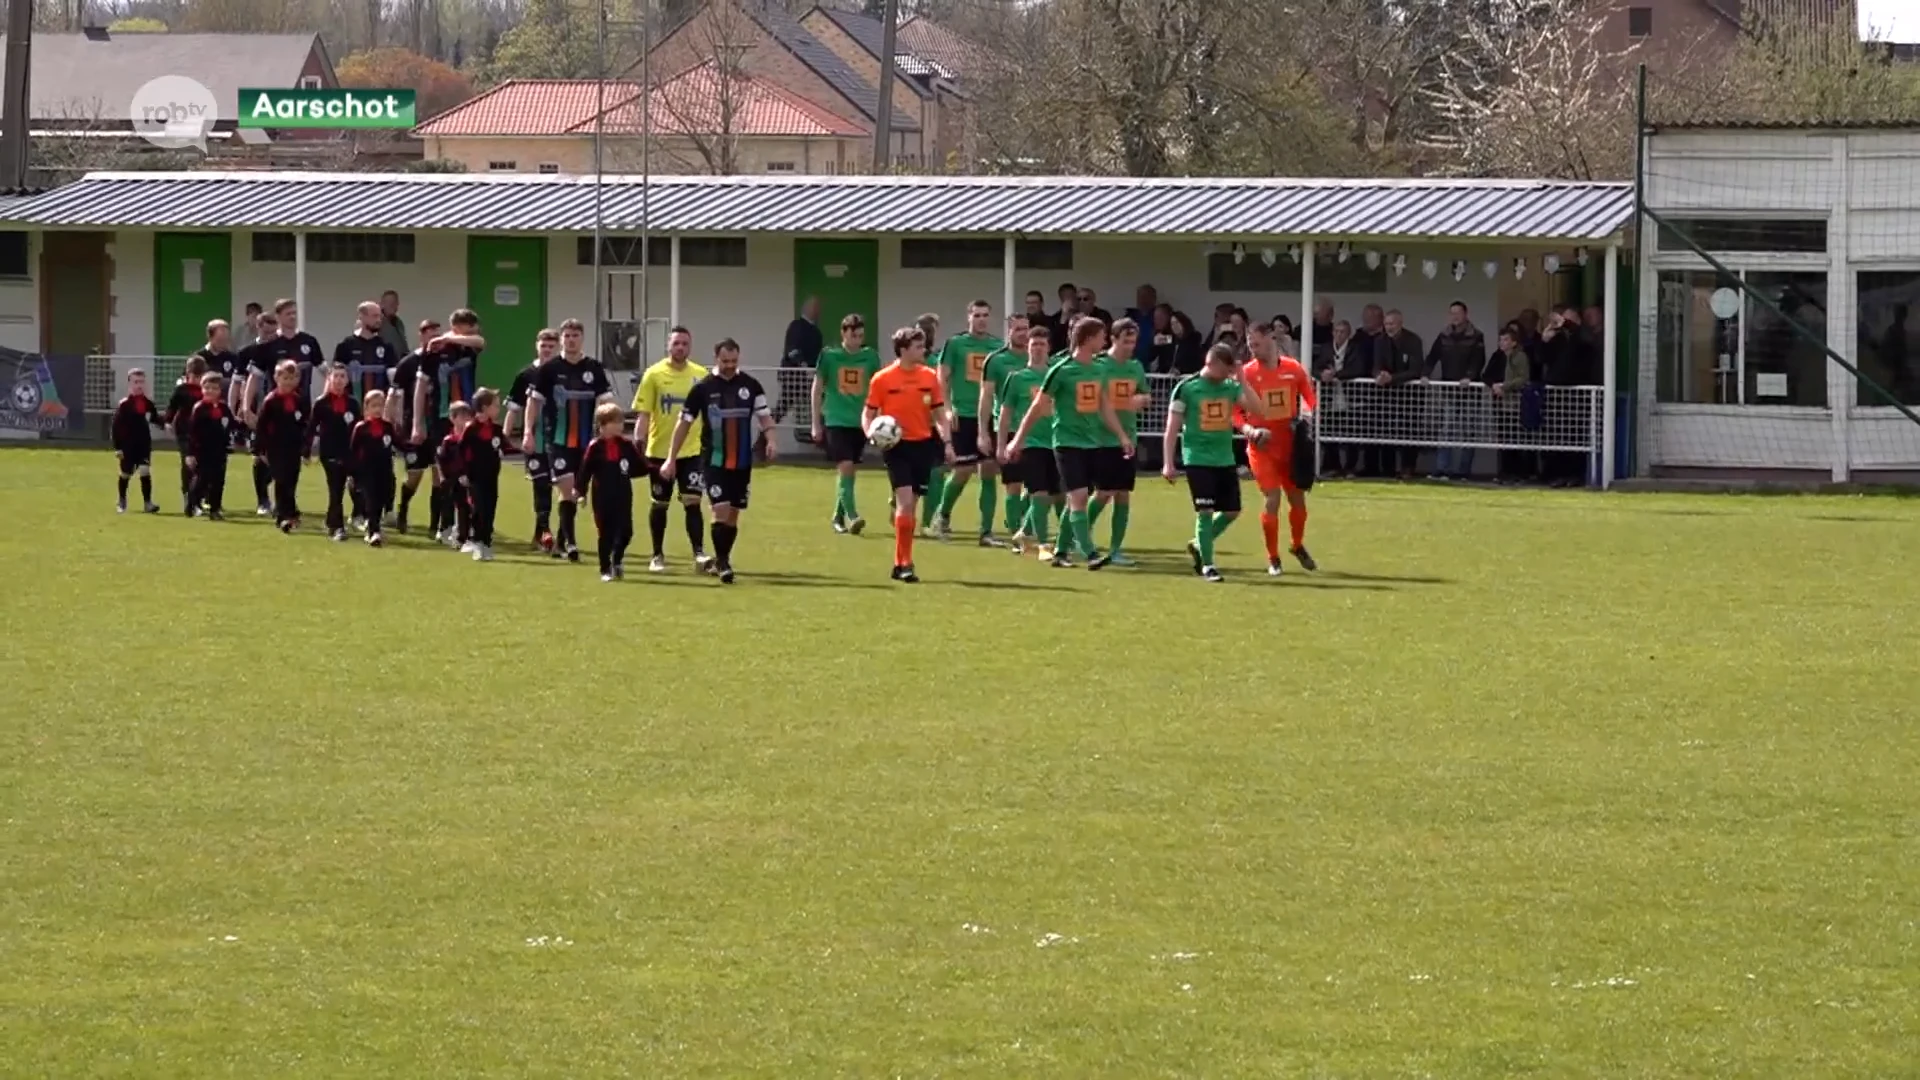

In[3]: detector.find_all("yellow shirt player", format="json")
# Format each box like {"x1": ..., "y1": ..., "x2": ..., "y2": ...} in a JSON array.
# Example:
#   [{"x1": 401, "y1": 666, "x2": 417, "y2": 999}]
[{"x1": 632, "y1": 327, "x2": 713, "y2": 574}]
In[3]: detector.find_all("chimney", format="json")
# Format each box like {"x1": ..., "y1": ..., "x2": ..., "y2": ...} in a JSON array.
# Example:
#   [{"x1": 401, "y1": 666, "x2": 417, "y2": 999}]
[{"x1": 83, "y1": 25, "x2": 110, "y2": 41}]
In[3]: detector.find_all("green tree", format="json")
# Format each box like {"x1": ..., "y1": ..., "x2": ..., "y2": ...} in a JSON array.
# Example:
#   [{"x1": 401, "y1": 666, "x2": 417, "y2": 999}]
[{"x1": 485, "y1": 0, "x2": 599, "y2": 80}]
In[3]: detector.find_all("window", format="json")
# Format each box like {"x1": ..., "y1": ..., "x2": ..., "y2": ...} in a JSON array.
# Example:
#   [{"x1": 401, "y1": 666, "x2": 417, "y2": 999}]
[
  {"x1": 298, "y1": 75, "x2": 323, "y2": 90},
  {"x1": 1205, "y1": 251, "x2": 1386, "y2": 293},
  {"x1": 1627, "y1": 6, "x2": 1653, "y2": 37},
  {"x1": 0, "y1": 231, "x2": 29, "y2": 278},
  {"x1": 1655, "y1": 268, "x2": 1828, "y2": 406},
  {"x1": 1857, "y1": 271, "x2": 1920, "y2": 406},
  {"x1": 1656, "y1": 218, "x2": 1828, "y2": 254},
  {"x1": 487, "y1": 160, "x2": 518, "y2": 172},
  {"x1": 765, "y1": 161, "x2": 797, "y2": 173},
  {"x1": 575, "y1": 236, "x2": 748, "y2": 267},
  {"x1": 252, "y1": 232, "x2": 416, "y2": 263},
  {"x1": 899, "y1": 238, "x2": 1074, "y2": 270},
  {"x1": 538, "y1": 162, "x2": 561, "y2": 175}
]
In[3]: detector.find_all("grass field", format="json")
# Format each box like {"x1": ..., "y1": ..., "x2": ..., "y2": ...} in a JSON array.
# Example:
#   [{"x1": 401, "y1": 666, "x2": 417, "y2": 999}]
[{"x1": 3, "y1": 447, "x2": 1918, "y2": 1077}]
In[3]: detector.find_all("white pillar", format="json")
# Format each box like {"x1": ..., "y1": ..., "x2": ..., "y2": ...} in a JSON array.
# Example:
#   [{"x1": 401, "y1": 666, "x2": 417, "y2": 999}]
[
  {"x1": 294, "y1": 230, "x2": 309, "y2": 397},
  {"x1": 1297, "y1": 241, "x2": 1315, "y2": 359},
  {"x1": 1602, "y1": 241, "x2": 1619, "y2": 487},
  {"x1": 669, "y1": 234, "x2": 681, "y2": 329},
  {"x1": 1827, "y1": 135, "x2": 1851, "y2": 483},
  {"x1": 1002, "y1": 236, "x2": 1016, "y2": 326}
]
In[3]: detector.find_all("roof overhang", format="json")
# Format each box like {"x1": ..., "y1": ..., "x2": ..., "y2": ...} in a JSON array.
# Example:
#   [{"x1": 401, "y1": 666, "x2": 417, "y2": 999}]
[{"x1": 0, "y1": 171, "x2": 1634, "y2": 243}]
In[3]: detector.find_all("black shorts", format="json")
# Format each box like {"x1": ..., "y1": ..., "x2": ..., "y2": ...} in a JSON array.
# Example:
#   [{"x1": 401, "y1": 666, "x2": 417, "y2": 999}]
[
  {"x1": 1022, "y1": 447, "x2": 1060, "y2": 495},
  {"x1": 884, "y1": 437, "x2": 942, "y2": 495},
  {"x1": 524, "y1": 451, "x2": 550, "y2": 481},
  {"x1": 705, "y1": 465, "x2": 751, "y2": 509},
  {"x1": 1000, "y1": 449, "x2": 1025, "y2": 489},
  {"x1": 952, "y1": 417, "x2": 984, "y2": 466},
  {"x1": 824, "y1": 425, "x2": 867, "y2": 465},
  {"x1": 405, "y1": 418, "x2": 452, "y2": 472},
  {"x1": 548, "y1": 444, "x2": 583, "y2": 481},
  {"x1": 1092, "y1": 446, "x2": 1136, "y2": 492},
  {"x1": 117, "y1": 446, "x2": 152, "y2": 471},
  {"x1": 1053, "y1": 446, "x2": 1096, "y2": 494},
  {"x1": 648, "y1": 457, "x2": 703, "y2": 501},
  {"x1": 1185, "y1": 465, "x2": 1241, "y2": 514}
]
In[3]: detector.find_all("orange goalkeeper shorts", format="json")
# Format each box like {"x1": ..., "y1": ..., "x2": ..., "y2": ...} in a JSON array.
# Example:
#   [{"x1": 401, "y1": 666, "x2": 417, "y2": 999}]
[{"x1": 1248, "y1": 439, "x2": 1295, "y2": 493}]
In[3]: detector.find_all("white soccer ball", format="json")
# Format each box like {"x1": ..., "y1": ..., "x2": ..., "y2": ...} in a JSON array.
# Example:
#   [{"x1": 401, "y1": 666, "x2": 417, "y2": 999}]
[{"x1": 866, "y1": 414, "x2": 902, "y2": 449}]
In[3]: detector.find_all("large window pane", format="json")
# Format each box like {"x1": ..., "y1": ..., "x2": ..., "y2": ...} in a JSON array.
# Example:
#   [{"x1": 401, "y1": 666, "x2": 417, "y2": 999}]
[
  {"x1": 1744, "y1": 272, "x2": 1827, "y2": 407},
  {"x1": 1856, "y1": 271, "x2": 1920, "y2": 406},
  {"x1": 1656, "y1": 269, "x2": 1738, "y2": 403}
]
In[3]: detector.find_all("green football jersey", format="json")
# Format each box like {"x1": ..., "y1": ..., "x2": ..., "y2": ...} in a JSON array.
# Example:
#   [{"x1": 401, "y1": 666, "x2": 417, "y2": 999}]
[
  {"x1": 1096, "y1": 352, "x2": 1148, "y2": 445},
  {"x1": 1040, "y1": 356, "x2": 1109, "y2": 449},
  {"x1": 1001, "y1": 365, "x2": 1052, "y2": 449},
  {"x1": 981, "y1": 347, "x2": 1024, "y2": 426},
  {"x1": 1171, "y1": 375, "x2": 1243, "y2": 468},
  {"x1": 938, "y1": 333, "x2": 1004, "y2": 419},
  {"x1": 815, "y1": 345, "x2": 882, "y2": 429}
]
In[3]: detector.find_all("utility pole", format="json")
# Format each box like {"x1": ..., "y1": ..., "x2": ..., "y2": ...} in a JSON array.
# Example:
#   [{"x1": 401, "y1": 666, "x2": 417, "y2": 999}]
[
  {"x1": 870, "y1": 0, "x2": 898, "y2": 173},
  {"x1": 0, "y1": 0, "x2": 32, "y2": 189},
  {"x1": 593, "y1": 2, "x2": 653, "y2": 346}
]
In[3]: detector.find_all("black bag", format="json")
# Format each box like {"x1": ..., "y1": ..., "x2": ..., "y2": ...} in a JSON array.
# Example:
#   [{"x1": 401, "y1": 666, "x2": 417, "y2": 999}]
[{"x1": 1290, "y1": 416, "x2": 1316, "y2": 491}]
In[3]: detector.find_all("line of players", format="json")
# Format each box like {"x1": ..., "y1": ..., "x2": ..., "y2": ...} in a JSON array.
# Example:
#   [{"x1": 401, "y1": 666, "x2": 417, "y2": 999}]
[
  {"x1": 810, "y1": 302, "x2": 1321, "y2": 581},
  {"x1": 109, "y1": 295, "x2": 1320, "y2": 583}
]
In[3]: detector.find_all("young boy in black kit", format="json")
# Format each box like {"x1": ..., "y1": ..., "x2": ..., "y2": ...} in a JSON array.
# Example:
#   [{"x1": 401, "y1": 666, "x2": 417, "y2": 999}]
[
  {"x1": 458, "y1": 388, "x2": 504, "y2": 562},
  {"x1": 185, "y1": 372, "x2": 235, "y2": 519},
  {"x1": 254, "y1": 359, "x2": 309, "y2": 533},
  {"x1": 307, "y1": 362, "x2": 358, "y2": 542},
  {"x1": 111, "y1": 368, "x2": 165, "y2": 514},
  {"x1": 164, "y1": 356, "x2": 209, "y2": 514},
  {"x1": 578, "y1": 401, "x2": 645, "y2": 581},
  {"x1": 437, "y1": 402, "x2": 472, "y2": 551},
  {"x1": 349, "y1": 389, "x2": 396, "y2": 547}
]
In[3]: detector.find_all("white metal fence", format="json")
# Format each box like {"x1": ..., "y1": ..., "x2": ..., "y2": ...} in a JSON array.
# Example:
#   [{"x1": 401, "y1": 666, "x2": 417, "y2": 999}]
[{"x1": 82, "y1": 357, "x2": 1606, "y2": 481}]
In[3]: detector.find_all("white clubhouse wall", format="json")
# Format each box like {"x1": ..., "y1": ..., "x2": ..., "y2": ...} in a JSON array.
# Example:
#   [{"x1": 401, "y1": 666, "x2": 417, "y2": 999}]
[{"x1": 106, "y1": 231, "x2": 1513, "y2": 374}]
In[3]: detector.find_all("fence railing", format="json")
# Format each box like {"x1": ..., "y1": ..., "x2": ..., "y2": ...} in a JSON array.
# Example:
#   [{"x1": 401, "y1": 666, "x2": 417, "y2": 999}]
[{"x1": 82, "y1": 356, "x2": 1606, "y2": 482}]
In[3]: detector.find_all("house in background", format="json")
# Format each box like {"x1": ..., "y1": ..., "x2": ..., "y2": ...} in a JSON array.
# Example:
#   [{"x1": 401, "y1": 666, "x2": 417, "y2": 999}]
[
  {"x1": 1595, "y1": 0, "x2": 1858, "y2": 62},
  {"x1": 648, "y1": 0, "x2": 922, "y2": 168},
  {"x1": 800, "y1": 5, "x2": 974, "y2": 172},
  {"x1": 414, "y1": 68, "x2": 867, "y2": 175}
]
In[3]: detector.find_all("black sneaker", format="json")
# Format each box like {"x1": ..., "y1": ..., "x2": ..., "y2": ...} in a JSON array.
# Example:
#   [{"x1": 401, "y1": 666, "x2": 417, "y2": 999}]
[
  {"x1": 718, "y1": 565, "x2": 735, "y2": 585},
  {"x1": 1186, "y1": 540, "x2": 1204, "y2": 576},
  {"x1": 612, "y1": 563, "x2": 625, "y2": 580},
  {"x1": 565, "y1": 544, "x2": 580, "y2": 563},
  {"x1": 207, "y1": 510, "x2": 226, "y2": 522},
  {"x1": 394, "y1": 517, "x2": 410, "y2": 535},
  {"x1": 1203, "y1": 566, "x2": 1225, "y2": 583},
  {"x1": 892, "y1": 564, "x2": 919, "y2": 583},
  {"x1": 1087, "y1": 552, "x2": 1110, "y2": 571},
  {"x1": 279, "y1": 520, "x2": 295, "y2": 535},
  {"x1": 1291, "y1": 545, "x2": 1318, "y2": 572}
]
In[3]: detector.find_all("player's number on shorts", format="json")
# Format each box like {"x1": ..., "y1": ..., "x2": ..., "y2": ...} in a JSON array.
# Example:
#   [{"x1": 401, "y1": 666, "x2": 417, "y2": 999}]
[
  {"x1": 1265, "y1": 386, "x2": 1294, "y2": 419},
  {"x1": 838, "y1": 367, "x2": 864, "y2": 395},
  {"x1": 967, "y1": 353, "x2": 988, "y2": 381},
  {"x1": 1075, "y1": 382, "x2": 1100, "y2": 413},
  {"x1": 1199, "y1": 399, "x2": 1231, "y2": 431}
]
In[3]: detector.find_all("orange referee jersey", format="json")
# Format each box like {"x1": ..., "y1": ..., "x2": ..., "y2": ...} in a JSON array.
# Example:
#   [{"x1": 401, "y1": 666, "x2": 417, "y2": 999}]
[
  {"x1": 865, "y1": 360, "x2": 944, "y2": 442},
  {"x1": 1237, "y1": 356, "x2": 1316, "y2": 437}
]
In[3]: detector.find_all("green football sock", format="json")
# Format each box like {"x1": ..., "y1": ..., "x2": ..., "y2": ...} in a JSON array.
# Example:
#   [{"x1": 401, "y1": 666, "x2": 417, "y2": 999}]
[
  {"x1": 1004, "y1": 491, "x2": 1026, "y2": 533},
  {"x1": 837, "y1": 473, "x2": 858, "y2": 520},
  {"x1": 1210, "y1": 512, "x2": 1237, "y2": 542},
  {"x1": 939, "y1": 471, "x2": 969, "y2": 517},
  {"x1": 1067, "y1": 508, "x2": 1095, "y2": 558},
  {"x1": 921, "y1": 470, "x2": 945, "y2": 526},
  {"x1": 1195, "y1": 514, "x2": 1216, "y2": 565},
  {"x1": 1087, "y1": 499, "x2": 1106, "y2": 532},
  {"x1": 1031, "y1": 501, "x2": 1052, "y2": 544},
  {"x1": 977, "y1": 477, "x2": 998, "y2": 534},
  {"x1": 1109, "y1": 503, "x2": 1130, "y2": 552}
]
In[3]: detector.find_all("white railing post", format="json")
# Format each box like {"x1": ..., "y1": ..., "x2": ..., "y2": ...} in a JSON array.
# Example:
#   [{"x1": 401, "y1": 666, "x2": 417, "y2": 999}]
[{"x1": 1602, "y1": 240, "x2": 1619, "y2": 487}]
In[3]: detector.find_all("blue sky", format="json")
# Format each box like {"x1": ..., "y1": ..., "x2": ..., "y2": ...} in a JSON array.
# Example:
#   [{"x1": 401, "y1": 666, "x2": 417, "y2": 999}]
[{"x1": 1859, "y1": 0, "x2": 1917, "y2": 41}]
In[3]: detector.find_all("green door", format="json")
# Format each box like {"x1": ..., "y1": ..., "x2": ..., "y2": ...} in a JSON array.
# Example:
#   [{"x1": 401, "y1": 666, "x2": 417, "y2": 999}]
[
  {"x1": 467, "y1": 236, "x2": 548, "y2": 389},
  {"x1": 153, "y1": 232, "x2": 233, "y2": 357},
  {"x1": 794, "y1": 239, "x2": 879, "y2": 342}
]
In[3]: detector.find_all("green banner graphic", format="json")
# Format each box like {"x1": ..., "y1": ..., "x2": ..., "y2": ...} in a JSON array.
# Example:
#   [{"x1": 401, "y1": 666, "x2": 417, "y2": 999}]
[{"x1": 238, "y1": 88, "x2": 417, "y2": 129}]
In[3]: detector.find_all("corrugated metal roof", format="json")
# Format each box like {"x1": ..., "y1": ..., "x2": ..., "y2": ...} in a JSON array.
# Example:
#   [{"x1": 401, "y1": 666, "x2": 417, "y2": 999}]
[{"x1": 0, "y1": 172, "x2": 1634, "y2": 241}]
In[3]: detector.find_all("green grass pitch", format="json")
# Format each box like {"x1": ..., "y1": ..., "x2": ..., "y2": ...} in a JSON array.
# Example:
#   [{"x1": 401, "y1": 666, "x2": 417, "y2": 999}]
[{"x1": 3, "y1": 448, "x2": 1917, "y2": 1077}]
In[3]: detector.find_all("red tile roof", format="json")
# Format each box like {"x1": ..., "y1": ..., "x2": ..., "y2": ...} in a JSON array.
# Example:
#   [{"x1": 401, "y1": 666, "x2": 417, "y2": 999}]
[
  {"x1": 415, "y1": 79, "x2": 642, "y2": 137},
  {"x1": 416, "y1": 67, "x2": 865, "y2": 141}
]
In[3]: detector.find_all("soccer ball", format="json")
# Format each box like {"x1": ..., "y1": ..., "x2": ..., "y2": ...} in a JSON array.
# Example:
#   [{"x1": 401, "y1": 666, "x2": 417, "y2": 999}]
[{"x1": 866, "y1": 414, "x2": 902, "y2": 449}]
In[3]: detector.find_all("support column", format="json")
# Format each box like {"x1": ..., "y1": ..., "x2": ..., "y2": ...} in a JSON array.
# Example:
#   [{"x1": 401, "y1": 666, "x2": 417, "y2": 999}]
[
  {"x1": 1297, "y1": 241, "x2": 1315, "y2": 360},
  {"x1": 1603, "y1": 241, "x2": 1619, "y2": 487},
  {"x1": 1002, "y1": 236, "x2": 1016, "y2": 327},
  {"x1": 1827, "y1": 135, "x2": 1851, "y2": 483},
  {"x1": 294, "y1": 230, "x2": 308, "y2": 397},
  {"x1": 669, "y1": 234, "x2": 682, "y2": 329}
]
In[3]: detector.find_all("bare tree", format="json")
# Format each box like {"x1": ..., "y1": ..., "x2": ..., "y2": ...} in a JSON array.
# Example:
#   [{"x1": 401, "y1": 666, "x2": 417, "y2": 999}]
[{"x1": 607, "y1": 0, "x2": 756, "y2": 174}]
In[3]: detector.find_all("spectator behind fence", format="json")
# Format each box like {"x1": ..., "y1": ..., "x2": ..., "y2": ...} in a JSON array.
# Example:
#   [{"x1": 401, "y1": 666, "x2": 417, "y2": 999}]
[
  {"x1": 1307, "y1": 298, "x2": 1334, "y2": 356},
  {"x1": 1051, "y1": 283, "x2": 1080, "y2": 343},
  {"x1": 1125, "y1": 285, "x2": 1159, "y2": 343},
  {"x1": 1168, "y1": 312, "x2": 1205, "y2": 374},
  {"x1": 1485, "y1": 326, "x2": 1534, "y2": 483},
  {"x1": 1428, "y1": 301, "x2": 1488, "y2": 480},
  {"x1": 778, "y1": 295, "x2": 824, "y2": 433},
  {"x1": 1024, "y1": 290, "x2": 1048, "y2": 326},
  {"x1": 1078, "y1": 287, "x2": 1114, "y2": 327},
  {"x1": 1372, "y1": 309, "x2": 1425, "y2": 480},
  {"x1": 1228, "y1": 309, "x2": 1251, "y2": 362},
  {"x1": 1315, "y1": 319, "x2": 1368, "y2": 477},
  {"x1": 1272, "y1": 314, "x2": 1297, "y2": 357},
  {"x1": 1538, "y1": 305, "x2": 1592, "y2": 487},
  {"x1": 1350, "y1": 305, "x2": 1387, "y2": 474},
  {"x1": 1144, "y1": 305, "x2": 1176, "y2": 373}
]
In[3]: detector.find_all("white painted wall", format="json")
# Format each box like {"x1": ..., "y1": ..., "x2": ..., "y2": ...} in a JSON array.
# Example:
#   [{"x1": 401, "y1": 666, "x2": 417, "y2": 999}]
[
  {"x1": 0, "y1": 230, "x2": 35, "y2": 353},
  {"x1": 1639, "y1": 127, "x2": 1920, "y2": 479}
]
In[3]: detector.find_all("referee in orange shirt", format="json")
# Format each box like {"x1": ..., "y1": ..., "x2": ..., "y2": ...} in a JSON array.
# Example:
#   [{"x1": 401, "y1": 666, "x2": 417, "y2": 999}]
[
  {"x1": 863, "y1": 325, "x2": 957, "y2": 582},
  {"x1": 1237, "y1": 320, "x2": 1321, "y2": 576}
]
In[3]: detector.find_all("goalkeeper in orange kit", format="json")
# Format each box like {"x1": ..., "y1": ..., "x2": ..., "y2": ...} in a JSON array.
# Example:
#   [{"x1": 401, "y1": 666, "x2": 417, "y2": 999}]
[{"x1": 1236, "y1": 320, "x2": 1320, "y2": 576}]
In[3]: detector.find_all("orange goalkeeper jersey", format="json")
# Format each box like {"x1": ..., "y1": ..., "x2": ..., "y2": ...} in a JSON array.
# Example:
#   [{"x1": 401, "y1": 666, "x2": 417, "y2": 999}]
[{"x1": 1237, "y1": 356, "x2": 1317, "y2": 433}]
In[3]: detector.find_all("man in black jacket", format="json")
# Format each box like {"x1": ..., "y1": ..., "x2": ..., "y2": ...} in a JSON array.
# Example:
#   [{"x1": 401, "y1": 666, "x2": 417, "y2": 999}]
[
  {"x1": 1370, "y1": 309, "x2": 1426, "y2": 479},
  {"x1": 1538, "y1": 305, "x2": 1595, "y2": 486},
  {"x1": 1427, "y1": 301, "x2": 1488, "y2": 479},
  {"x1": 1314, "y1": 319, "x2": 1369, "y2": 477},
  {"x1": 778, "y1": 295, "x2": 823, "y2": 438}
]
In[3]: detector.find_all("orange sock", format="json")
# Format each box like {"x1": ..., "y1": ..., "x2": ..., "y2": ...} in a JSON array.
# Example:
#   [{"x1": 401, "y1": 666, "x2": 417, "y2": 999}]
[
  {"x1": 894, "y1": 513, "x2": 914, "y2": 566},
  {"x1": 1288, "y1": 504, "x2": 1308, "y2": 548},
  {"x1": 1259, "y1": 512, "x2": 1281, "y2": 560}
]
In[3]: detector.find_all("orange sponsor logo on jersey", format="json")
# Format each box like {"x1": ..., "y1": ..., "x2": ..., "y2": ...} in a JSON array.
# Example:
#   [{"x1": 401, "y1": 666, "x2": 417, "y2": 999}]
[{"x1": 837, "y1": 366, "x2": 865, "y2": 395}]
